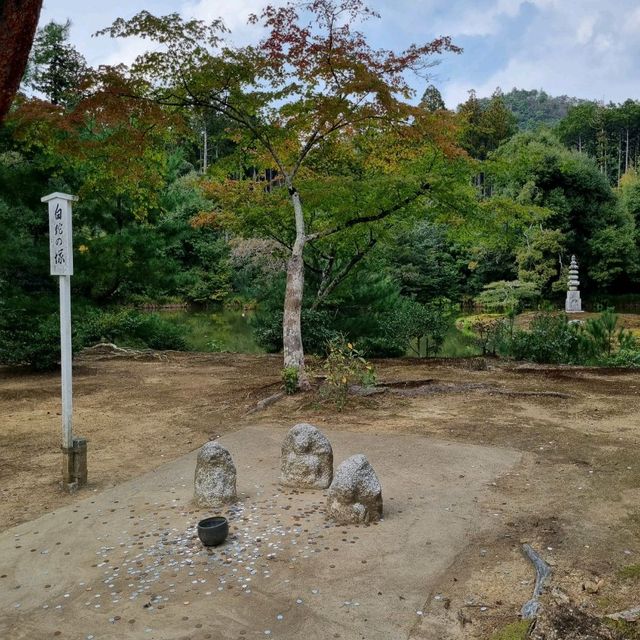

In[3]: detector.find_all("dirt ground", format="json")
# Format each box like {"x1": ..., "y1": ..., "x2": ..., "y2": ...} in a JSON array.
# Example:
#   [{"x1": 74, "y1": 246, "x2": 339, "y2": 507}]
[{"x1": 1, "y1": 350, "x2": 640, "y2": 638}]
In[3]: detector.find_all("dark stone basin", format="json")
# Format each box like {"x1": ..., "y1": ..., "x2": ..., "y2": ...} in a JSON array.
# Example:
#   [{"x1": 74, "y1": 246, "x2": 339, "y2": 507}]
[{"x1": 197, "y1": 516, "x2": 229, "y2": 546}]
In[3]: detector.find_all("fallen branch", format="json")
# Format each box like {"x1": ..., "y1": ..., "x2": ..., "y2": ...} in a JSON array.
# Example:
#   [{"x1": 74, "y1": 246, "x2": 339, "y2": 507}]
[
  {"x1": 521, "y1": 543, "x2": 552, "y2": 619},
  {"x1": 246, "y1": 391, "x2": 286, "y2": 415}
]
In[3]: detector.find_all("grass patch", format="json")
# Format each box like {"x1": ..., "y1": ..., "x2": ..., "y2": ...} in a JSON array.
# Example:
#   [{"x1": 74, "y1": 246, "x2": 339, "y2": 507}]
[
  {"x1": 489, "y1": 620, "x2": 531, "y2": 640},
  {"x1": 604, "y1": 618, "x2": 640, "y2": 639},
  {"x1": 618, "y1": 564, "x2": 640, "y2": 581}
]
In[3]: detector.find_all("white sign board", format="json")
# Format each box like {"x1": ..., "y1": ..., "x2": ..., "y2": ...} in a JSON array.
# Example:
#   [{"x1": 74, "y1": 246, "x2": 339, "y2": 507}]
[{"x1": 42, "y1": 192, "x2": 77, "y2": 276}]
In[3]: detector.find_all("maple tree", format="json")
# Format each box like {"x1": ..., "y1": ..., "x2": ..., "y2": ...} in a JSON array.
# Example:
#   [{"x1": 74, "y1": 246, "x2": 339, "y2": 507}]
[
  {"x1": 99, "y1": 0, "x2": 462, "y2": 386},
  {"x1": 102, "y1": 0, "x2": 459, "y2": 387}
]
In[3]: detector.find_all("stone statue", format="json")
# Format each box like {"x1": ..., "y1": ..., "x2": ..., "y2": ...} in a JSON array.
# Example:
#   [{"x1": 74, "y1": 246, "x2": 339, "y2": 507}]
[
  {"x1": 280, "y1": 423, "x2": 333, "y2": 489},
  {"x1": 194, "y1": 442, "x2": 237, "y2": 507},
  {"x1": 326, "y1": 454, "x2": 383, "y2": 525},
  {"x1": 565, "y1": 255, "x2": 582, "y2": 313}
]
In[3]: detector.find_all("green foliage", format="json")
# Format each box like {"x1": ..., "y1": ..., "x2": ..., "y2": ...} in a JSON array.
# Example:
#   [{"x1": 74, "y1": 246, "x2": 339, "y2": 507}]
[
  {"x1": 583, "y1": 309, "x2": 620, "y2": 358},
  {"x1": 458, "y1": 88, "x2": 517, "y2": 160},
  {"x1": 503, "y1": 310, "x2": 638, "y2": 365},
  {"x1": 476, "y1": 280, "x2": 540, "y2": 314},
  {"x1": 489, "y1": 620, "x2": 531, "y2": 640},
  {"x1": 319, "y1": 337, "x2": 376, "y2": 410},
  {"x1": 419, "y1": 84, "x2": 445, "y2": 112},
  {"x1": 253, "y1": 306, "x2": 339, "y2": 355},
  {"x1": 488, "y1": 130, "x2": 634, "y2": 291},
  {"x1": 458, "y1": 314, "x2": 509, "y2": 356},
  {"x1": 558, "y1": 99, "x2": 640, "y2": 187},
  {"x1": 478, "y1": 88, "x2": 584, "y2": 131},
  {"x1": 508, "y1": 314, "x2": 583, "y2": 364},
  {"x1": 386, "y1": 297, "x2": 456, "y2": 357},
  {"x1": 386, "y1": 221, "x2": 465, "y2": 302},
  {"x1": 600, "y1": 349, "x2": 640, "y2": 368},
  {"x1": 281, "y1": 366, "x2": 299, "y2": 395},
  {"x1": 516, "y1": 227, "x2": 564, "y2": 293},
  {"x1": 0, "y1": 300, "x2": 70, "y2": 370},
  {"x1": 24, "y1": 20, "x2": 87, "y2": 107},
  {"x1": 78, "y1": 309, "x2": 187, "y2": 351}
]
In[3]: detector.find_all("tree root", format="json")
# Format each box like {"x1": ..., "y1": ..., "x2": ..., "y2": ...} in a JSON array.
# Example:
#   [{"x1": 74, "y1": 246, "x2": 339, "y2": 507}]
[{"x1": 521, "y1": 543, "x2": 552, "y2": 619}]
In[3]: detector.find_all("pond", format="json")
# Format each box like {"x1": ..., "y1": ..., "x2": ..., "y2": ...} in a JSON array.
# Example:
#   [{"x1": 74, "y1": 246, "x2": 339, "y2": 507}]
[
  {"x1": 160, "y1": 308, "x2": 263, "y2": 353},
  {"x1": 161, "y1": 308, "x2": 479, "y2": 358}
]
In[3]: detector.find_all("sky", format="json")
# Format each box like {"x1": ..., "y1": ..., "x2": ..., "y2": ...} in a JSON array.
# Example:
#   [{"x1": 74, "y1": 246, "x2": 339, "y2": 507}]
[{"x1": 38, "y1": 0, "x2": 640, "y2": 108}]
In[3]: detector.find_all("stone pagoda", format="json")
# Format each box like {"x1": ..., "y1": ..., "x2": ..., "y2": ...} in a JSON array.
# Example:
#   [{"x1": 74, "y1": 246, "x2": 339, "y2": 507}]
[{"x1": 565, "y1": 255, "x2": 582, "y2": 313}]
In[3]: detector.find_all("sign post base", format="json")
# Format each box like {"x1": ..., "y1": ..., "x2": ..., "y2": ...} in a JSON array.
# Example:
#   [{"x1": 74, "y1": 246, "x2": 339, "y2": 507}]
[{"x1": 61, "y1": 436, "x2": 88, "y2": 492}]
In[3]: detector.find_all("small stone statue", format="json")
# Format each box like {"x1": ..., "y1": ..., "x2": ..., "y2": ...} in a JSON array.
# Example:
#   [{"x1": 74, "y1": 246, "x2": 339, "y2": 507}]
[
  {"x1": 280, "y1": 423, "x2": 333, "y2": 489},
  {"x1": 194, "y1": 442, "x2": 237, "y2": 507},
  {"x1": 565, "y1": 255, "x2": 582, "y2": 313},
  {"x1": 326, "y1": 454, "x2": 383, "y2": 525}
]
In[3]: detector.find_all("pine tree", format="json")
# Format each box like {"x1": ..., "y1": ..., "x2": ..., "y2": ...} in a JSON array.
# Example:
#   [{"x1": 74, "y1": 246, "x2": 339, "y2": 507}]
[{"x1": 25, "y1": 20, "x2": 86, "y2": 107}]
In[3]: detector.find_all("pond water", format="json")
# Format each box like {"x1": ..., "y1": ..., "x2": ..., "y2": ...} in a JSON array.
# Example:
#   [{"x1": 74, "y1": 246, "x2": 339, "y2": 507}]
[
  {"x1": 161, "y1": 308, "x2": 479, "y2": 358},
  {"x1": 161, "y1": 308, "x2": 263, "y2": 353}
]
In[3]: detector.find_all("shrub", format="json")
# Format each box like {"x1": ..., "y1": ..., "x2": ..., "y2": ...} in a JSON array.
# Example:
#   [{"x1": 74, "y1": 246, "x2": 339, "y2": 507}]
[
  {"x1": 281, "y1": 366, "x2": 299, "y2": 394},
  {"x1": 252, "y1": 308, "x2": 339, "y2": 355},
  {"x1": 599, "y1": 349, "x2": 640, "y2": 368},
  {"x1": 78, "y1": 309, "x2": 187, "y2": 351},
  {"x1": 384, "y1": 297, "x2": 455, "y2": 357},
  {"x1": 508, "y1": 313, "x2": 583, "y2": 364},
  {"x1": 0, "y1": 307, "x2": 72, "y2": 370},
  {"x1": 458, "y1": 314, "x2": 509, "y2": 356},
  {"x1": 504, "y1": 310, "x2": 637, "y2": 365},
  {"x1": 476, "y1": 280, "x2": 540, "y2": 314},
  {"x1": 319, "y1": 337, "x2": 376, "y2": 410}
]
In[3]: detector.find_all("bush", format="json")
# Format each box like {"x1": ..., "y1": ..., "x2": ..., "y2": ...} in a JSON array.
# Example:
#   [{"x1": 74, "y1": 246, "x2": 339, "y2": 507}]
[
  {"x1": 508, "y1": 313, "x2": 583, "y2": 364},
  {"x1": 78, "y1": 309, "x2": 188, "y2": 351},
  {"x1": 319, "y1": 337, "x2": 376, "y2": 410},
  {"x1": 252, "y1": 308, "x2": 339, "y2": 355},
  {"x1": 384, "y1": 297, "x2": 455, "y2": 357},
  {"x1": 457, "y1": 314, "x2": 510, "y2": 356},
  {"x1": 599, "y1": 349, "x2": 640, "y2": 368},
  {"x1": 504, "y1": 310, "x2": 637, "y2": 365},
  {"x1": 0, "y1": 307, "x2": 72, "y2": 370},
  {"x1": 281, "y1": 366, "x2": 299, "y2": 394}
]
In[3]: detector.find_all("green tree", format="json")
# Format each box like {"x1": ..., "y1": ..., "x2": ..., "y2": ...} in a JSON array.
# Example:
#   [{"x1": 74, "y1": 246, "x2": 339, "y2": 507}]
[
  {"x1": 458, "y1": 88, "x2": 516, "y2": 161},
  {"x1": 24, "y1": 20, "x2": 87, "y2": 107},
  {"x1": 420, "y1": 84, "x2": 445, "y2": 112},
  {"x1": 100, "y1": 0, "x2": 462, "y2": 387},
  {"x1": 488, "y1": 130, "x2": 635, "y2": 291}
]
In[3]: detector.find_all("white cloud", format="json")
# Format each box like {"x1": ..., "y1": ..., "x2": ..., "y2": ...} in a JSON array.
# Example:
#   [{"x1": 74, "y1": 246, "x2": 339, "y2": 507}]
[
  {"x1": 37, "y1": 0, "x2": 640, "y2": 107},
  {"x1": 440, "y1": 0, "x2": 640, "y2": 107},
  {"x1": 433, "y1": 0, "x2": 528, "y2": 37}
]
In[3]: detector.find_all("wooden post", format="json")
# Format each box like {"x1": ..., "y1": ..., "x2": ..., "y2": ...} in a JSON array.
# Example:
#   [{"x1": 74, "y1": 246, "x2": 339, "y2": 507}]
[{"x1": 42, "y1": 192, "x2": 87, "y2": 491}]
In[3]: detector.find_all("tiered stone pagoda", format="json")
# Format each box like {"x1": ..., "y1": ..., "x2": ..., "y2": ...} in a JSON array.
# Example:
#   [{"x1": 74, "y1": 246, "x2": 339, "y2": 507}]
[{"x1": 565, "y1": 255, "x2": 582, "y2": 313}]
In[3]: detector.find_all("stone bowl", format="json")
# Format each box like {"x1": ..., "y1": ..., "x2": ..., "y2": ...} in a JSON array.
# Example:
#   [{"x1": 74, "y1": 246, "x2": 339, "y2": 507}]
[{"x1": 197, "y1": 516, "x2": 229, "y2": 546}]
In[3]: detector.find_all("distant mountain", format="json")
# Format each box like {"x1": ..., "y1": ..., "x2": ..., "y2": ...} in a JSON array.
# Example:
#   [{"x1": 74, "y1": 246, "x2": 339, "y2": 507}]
[{"x1": 477, "y1": 88, "x2": 588, "y2": 131}]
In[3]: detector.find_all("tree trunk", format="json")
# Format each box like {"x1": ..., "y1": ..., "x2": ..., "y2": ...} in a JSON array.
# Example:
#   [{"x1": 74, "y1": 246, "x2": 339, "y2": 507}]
[
  {"x1": 282, "y1": 183, "x2": 310, "y2": 389},
  {"x1": 0, "y1": 0, "x2": 43, "y2": 121},
  {"x1": 625, "y1": 128, "x2": 629, "y2": 174}
]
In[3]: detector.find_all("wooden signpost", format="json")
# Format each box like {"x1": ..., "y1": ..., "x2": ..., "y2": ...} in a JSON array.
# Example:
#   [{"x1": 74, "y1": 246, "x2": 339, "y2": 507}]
[{"x1": 42, "y1": 192, "x2": 87, "y2": 491}]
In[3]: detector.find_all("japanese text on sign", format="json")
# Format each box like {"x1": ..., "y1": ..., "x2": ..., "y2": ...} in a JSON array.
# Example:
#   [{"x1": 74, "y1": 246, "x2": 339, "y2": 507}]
[{"x1": 46, "y1": 195, "x2": 74, "y2": 276}]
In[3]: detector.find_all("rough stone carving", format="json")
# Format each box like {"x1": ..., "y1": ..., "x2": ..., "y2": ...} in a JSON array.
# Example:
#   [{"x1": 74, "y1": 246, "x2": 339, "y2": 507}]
[
  {"x1": 326, "y1": 454, "x2": 383, "y2": 524},
  {"x1": 194, "y1": 442, "x2": 237, "y2": 507},
  {"x1": 280, "y1": 423, "x2": 333, "y2": 489}
]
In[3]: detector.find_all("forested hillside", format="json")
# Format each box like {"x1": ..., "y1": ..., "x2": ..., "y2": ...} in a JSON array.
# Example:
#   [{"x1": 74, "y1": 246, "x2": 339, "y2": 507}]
[{"x1": 477, "y1": 88, "x2": 584, "y2": 130}]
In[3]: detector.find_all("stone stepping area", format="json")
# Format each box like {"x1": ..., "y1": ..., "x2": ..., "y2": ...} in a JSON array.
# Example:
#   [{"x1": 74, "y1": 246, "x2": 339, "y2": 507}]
[{"x1": 0, "y1": 426, "x2": 520, "y2": 639}]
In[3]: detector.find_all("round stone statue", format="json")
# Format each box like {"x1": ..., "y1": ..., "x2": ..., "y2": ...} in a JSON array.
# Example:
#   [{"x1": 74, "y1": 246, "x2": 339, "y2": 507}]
[
  {"x1": 280, "y1": 423, "x2": 333, "y2": 489},
  {"x1": 194, "y1": 442, "x2": 237, "y2": 508},
  {"x1": 326, "y1": 454, "x2": 383, "y2": 525}
]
